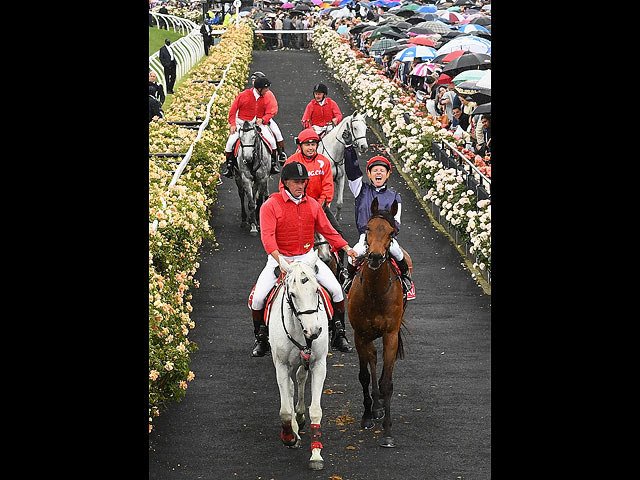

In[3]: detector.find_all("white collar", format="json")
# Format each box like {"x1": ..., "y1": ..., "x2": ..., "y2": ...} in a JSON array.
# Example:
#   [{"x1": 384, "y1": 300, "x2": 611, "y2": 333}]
[
  {"x1": 285, "y1": 189, "x2": 303, "y2": 204},
  {"x1": 252, "y1": 88, "x2": 260, "y2": 100}
]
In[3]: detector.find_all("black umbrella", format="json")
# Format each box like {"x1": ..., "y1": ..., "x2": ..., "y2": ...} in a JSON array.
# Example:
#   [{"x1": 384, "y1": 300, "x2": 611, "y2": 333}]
[
  {"x1": 453, "y1": 0, "x2": 475, "y2": 5},
  {"x1": 471, "y1": 102, "x2": 491, "y2": 116},
  {"x1": 455, "y1": 80, "x2": 491, "y2": 104},
  {"x1": 408, "y1": 26, "x2": 436, "y2": 35},
  {"x1": 470, "y1": 16, "x2": 492, "y2": 26},
  {"x1": 350, "y1": 23, "x2": 374, "y2": 34},
  {"x1": 381, "y1": 45, "x2": 406, "y2": 56},
  {"x1": 441, "y1": 52, "x2": 491, "y2": 75},
  {"x1": 293, "y1": 4, "x2": 311, "y2": 11},
  {"x1": 406, "y1": 16, "x2": 428, "y2": 24}
]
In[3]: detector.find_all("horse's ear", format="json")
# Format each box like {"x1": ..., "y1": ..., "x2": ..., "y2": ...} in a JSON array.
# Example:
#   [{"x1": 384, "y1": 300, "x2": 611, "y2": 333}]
[
  {"x1": 390, "y1": 200, "x2": 398, "y2": 217},
  {"x1": 371, "y1": 197, "x2": 379, "y2": 215}
]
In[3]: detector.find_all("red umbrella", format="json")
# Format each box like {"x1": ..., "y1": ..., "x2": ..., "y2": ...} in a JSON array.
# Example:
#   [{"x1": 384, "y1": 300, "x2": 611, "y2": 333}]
[
  {"x1": 441, "y1": 50, "x2": 467, "y2": 63},
  {"x1": 435, "y1": 73, "x2": 452, "y2": 85},
  {"x1": 407, "y1": 36, "x2": 435, "y2": 47}
]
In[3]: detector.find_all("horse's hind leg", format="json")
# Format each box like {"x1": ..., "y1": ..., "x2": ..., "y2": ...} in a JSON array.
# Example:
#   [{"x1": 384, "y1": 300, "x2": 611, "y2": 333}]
[
  {"x1": 378, "y1": 332, "x2": 399, "y2": 448},
  {"x1": 295, "y1": 365, "x2": 307, "y2": 430}
]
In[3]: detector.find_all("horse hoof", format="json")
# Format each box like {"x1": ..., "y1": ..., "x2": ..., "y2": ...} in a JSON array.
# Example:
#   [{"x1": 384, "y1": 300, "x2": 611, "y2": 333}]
[
  {"x1": 287, "y1": 437, "x2": 301, "y2": 449},
  {"x1": 309, "y1": 460, "x2": 324, "y2": 470},
  {"x1": 379, "y1": 436, "x2": 396, "y2": 448},
  {"x1": 373, "y1": 408, "x2": 385, "y2": 420},
  {"x1": 296, "y1": 413, "x2": 305, "y2": 430},
  {"x1": 361, "y1": 417, "x2": 374, "y2": 429},
  {"x1": 249, "y1": 226, "x2": 258, "y2": 236}
]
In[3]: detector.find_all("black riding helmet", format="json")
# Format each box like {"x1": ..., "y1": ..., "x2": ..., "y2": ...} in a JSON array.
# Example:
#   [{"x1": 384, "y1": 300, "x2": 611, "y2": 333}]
[
  {"x1": 254, "y1": 77, "x2": 271, "y2": 89},
  {"x1": 313, "y1": 83, "x2": 328, "y2": 95},
  {"x1": 280, "y1": 161, "x2": 309, "y2": 182},
  {"x1": 251, "y1": 71, "x2": 266, "y2": 80}
]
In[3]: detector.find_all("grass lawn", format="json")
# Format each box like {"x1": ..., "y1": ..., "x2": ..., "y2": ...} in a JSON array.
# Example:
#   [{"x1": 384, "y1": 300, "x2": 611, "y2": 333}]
[{"x1": 149, "y1": 27, "x2": 184, "y2": 57}]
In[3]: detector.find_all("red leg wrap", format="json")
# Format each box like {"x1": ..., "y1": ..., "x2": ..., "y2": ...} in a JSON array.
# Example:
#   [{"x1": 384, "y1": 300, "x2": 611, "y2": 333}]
[
  {"x1": 281, "y1": 422, "x2": 294, "y2": 442},
  {"x1": 310, "y1": 423, "x2": 322, "y2": 451}
]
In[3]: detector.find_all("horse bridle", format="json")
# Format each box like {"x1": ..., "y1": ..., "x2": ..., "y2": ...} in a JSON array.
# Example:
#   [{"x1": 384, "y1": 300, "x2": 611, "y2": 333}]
[
  {"x1": 280, "y1": 278, "x2": 322, "y2": 370},
  {"x1": 319, "y1": 115, "x2": 367, "y2": 168},
  {"x1": 237, "y1": 123, "x2": 263, "y2": 174},
  {"x1": 356, "y1": 215, "x2": 401, "y2": 296}
]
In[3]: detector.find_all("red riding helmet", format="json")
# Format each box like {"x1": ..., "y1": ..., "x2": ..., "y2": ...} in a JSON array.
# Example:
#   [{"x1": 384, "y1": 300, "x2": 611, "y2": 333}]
[
  {"x1": 366, "y1": 156, "x2": 392, "y2": 172},
  {"x1": 296, "y1": 128, "x2": 320, "y2": 145}
]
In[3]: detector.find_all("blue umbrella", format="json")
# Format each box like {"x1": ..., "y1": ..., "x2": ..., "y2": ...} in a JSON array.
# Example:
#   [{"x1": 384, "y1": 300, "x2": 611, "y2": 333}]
[
  {"x1": 394, "y1": 45, "x2": 437, "y2": 61},
  {"x1": 458, "y1": 23, "x2": 490, "y2": 34},
  {"x1": 416, "y1": 5, "x2": 437, "y2": 13},
  {"x1": 337, "y1": 24, "x2": 349, "y2": 34}
]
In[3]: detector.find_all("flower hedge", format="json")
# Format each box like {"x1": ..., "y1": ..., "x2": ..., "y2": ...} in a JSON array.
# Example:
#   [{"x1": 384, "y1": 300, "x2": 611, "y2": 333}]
[
  {"x1": 312, "y1": 24, "x2": 491, "y2": 274},
  {"x1": 149, "y1": 23, "x2": 253, "y2": 434}
]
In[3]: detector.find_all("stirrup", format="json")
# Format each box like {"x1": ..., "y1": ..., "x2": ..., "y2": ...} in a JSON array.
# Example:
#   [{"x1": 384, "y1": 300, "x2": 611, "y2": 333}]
[{"x1": 278, "y1": 151, "x2": 287, "y2": 165}]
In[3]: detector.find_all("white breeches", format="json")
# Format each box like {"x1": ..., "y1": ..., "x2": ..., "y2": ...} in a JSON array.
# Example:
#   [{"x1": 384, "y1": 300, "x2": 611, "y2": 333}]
[
  {"x1": 348, "y1": 233, "x2": 404, "y2": 265},
  {"x1": 225, "y1": 118, "x2": 278, "y2": 152},
  {"x1": 269, "y1": 119, "x2": 283, "y2": 142},
  {"x1": 250, "y1": 249, "x2": 344, "y2": 310},
  {"x1": 312, "y1": 124, "x2": 334, "y2": 136}
]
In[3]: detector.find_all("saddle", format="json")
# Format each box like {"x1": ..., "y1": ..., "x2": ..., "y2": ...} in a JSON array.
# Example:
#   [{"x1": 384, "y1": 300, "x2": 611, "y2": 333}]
[
  {"x1": 247, "y1": 270, "x2": 334, "y2": 325},
  {"x1": 233, "y1": 128, "x2": 275, "y2": 157},
  {"x1": 349, "y1": 258, "x2": 415, "y2": 301}
]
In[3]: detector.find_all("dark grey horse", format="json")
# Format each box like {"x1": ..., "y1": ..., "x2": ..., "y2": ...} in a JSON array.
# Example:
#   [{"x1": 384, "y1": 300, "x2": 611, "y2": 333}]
[{"x1": 233, "y1": 120, "x2": 272, "y2": 236}]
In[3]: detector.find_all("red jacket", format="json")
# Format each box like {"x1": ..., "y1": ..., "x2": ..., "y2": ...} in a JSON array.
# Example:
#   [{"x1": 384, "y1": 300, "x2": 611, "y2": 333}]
[
  {"x1": 279, "y1": 151, "x2": 334, "y2": 206},
  {"x1": 228, "y1": 88, "x2": 258, "y2": 127},
  {"x1": 256, "y1": 90, "x2": 278, "y2": 124},
  {"x1": 301, "y1": 97, "x2": 342, "y2": 128},
  {"x1": 260, "y1": 189, "x2": 347, "y2": 257}
]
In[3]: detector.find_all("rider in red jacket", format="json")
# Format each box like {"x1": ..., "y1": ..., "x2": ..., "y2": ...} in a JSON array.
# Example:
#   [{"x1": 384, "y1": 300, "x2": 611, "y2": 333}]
[
  {"x1": 249, "y1": 161, "x2": 357, "y2": 357},
  {"x1": 301, "y1": 83, "x2": 343, "y2": 136}
]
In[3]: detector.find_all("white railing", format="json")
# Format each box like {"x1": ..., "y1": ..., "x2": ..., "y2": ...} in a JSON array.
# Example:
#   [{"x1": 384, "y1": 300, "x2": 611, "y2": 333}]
[
  {"x1": 150, "y1": 47, "x2": 241, "y2": 233},
  {"x1": 149, "y1": 13, "x2": 205, "y2": 97}
]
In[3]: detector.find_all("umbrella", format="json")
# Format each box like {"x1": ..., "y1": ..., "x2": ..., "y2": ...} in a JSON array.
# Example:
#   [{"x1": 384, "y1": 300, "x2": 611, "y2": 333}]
[
  {"x1": 408, "y1": 35, "x2": 436, "y2": 46},
  {"x1": 455, "y1": 80, "x2": 491, "y2": 104},
  {"x1": 476, "y1": 69, "x2": 491, "y2": 89},
  {"x1": 414, "y1": 21, "x2": 451, "y2": 34},
  {"x1": 439, "y1": 49, "x2": 468, "y2": 63},
  {"x1": 471, "y1": 102, "x2": 490, "y2": 116},
  {"x1": 410, "y1": 62, "x2": 437, "y2": 76},
  {"x1": 458, "y1": 23, "x2": 489, "y2": 34},
  {"x1": 337, "y1": 24, "x2": 349, "y2": 34},
  {"x1": 441, "y1": 52, "x2": 491, "y2": 74},
  {"x1": 294, "y1": 3, "x2": 311, "y2": 10},
  {"x1": 370, "y1": 38, "x2": 400, "y2": 53},
  {"x1": 437, "y1": 10, "x2": 465, "y2": 23},
  {"x1": 470, "y1": 16, "x2": 491, "y2": 26},
  {"x1": 409, "y1": 26, "x2": 437, "y2": 35},
  {"x1": 382, "y1": 45, "x2": 405, "y2": 56},
  {"x1": 394, "y1": 45, "x2": 437, "y2": 61},
  {"x1": 405, "y1": 16, "x2": 429, "y2": 24},
  {"x1": 452, "y1": 69, "x2": 487, "y2": 85},
  {"x1": 281, "y1": 2, "x2": 295, "y2": 8},
  {"x1": 435, "y1": 73, "x2": 453, "y2": 85},
  {"x1": 312, "y1": 0, "x2": 322, "y2": 4},
  {"x1": 416, "y1": 5, "x2": 437, "y2": 13},
  {"x1": 436, "y1": 35, "x2": 491, "y2": 56},
  {"x1": 453, "y1": 0, "x2": 476, "y2": 5}
]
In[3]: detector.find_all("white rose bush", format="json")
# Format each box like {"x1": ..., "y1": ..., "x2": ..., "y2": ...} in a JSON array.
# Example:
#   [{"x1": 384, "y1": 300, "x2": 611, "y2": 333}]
[
  {"x1": 313, "y1": 24, "x2": 491, "y2": 274},
  {"x1": 149, "y1": 24, "x2": 253, "y2": 433}
]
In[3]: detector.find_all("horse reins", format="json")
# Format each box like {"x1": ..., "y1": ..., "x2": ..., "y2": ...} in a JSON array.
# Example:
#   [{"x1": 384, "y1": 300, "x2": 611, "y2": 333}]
[{"x1": 281, "y1": 280, "x2": 322, "y2": 370}]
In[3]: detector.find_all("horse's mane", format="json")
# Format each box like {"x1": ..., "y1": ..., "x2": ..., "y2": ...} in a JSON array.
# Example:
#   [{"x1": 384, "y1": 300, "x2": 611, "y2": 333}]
[{"x1": 287, "y1": 261, "x2": 320, "y2": 294}]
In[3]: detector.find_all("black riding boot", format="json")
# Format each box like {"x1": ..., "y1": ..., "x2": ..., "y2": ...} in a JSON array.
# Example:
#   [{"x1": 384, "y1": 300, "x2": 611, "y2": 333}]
[
  {"x1": 276, "y1": 140, "x2": 287, "y2": 165},
  {"x1": 251, "y1": 308, "x2": 270, "y2": 357},
  {"x1": 330, "y1": 301, "x2": 353, "y2": 353},
  {"x1": 395, "y1": 257, "x2": 413, "y2": 294},
  {"x1": 222, "y1": 151, "x2": 235, "y2": 178},
  {"x1": 270, "y1": 152, "x2": 281, "y2": 175},
  {"x1": 342, "y1": 261, "x2": 357, "y2": 293}
]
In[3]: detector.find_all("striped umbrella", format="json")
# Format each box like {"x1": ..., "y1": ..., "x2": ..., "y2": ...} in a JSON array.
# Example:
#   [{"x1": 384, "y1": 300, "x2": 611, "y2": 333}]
[
  {"x1": 452, "y1": 69, "x2": 488, "y2": 85},
  {"x1": 394, "y1": 45, "x2": 437, "y2": 61},
  {"x1": 410, "y1": 62, "x2": 437, "y2": 76},
  {"x1": 437, "y1": 10, "x2": 465, "y2": 23}
]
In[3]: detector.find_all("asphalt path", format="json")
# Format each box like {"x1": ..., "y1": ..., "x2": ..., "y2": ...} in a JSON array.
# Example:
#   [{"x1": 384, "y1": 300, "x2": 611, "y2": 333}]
[{"x1": 149, "y1": 49, "x2": 491, "y2": 480}]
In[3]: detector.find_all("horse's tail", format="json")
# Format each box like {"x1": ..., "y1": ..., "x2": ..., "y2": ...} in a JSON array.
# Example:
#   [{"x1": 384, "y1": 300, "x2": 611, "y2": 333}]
[{"x1": 396, "y1": 317, "x2": 408, "y2": 360}]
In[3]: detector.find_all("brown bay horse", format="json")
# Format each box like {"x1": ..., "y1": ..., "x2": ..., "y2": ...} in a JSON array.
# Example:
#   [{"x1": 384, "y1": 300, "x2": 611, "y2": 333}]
[{"x1": 346, "y1": 197, "x2": 411, "y2": 448}]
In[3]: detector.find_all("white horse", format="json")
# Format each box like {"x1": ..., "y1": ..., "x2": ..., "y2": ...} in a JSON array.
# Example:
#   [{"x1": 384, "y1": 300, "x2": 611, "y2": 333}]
[
  {"x1": 268, "y1": 252, "x2": 329, "y2": 470},
  {"x1": 233, "y1": 120, "x2": 271, "y2": 236},
  {"x1": 316, "y1": 112, "x2": 369, "y2": 222}
]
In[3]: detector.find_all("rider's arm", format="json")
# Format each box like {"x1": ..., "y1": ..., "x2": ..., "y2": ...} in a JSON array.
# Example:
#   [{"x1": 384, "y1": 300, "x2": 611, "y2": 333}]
[
  {"x1": 344, "y1": 145, "x2": 363, "y2": 197},
  {"x1": 330, "y1": 98, "x2": 343, "y2": 124},
  {"x1": 262, "y1": 92, "x2": 278, "y2": 124},
  {"x1": 301, "y1": 101, "x2": 313, "y2": 128},
  {"x1": 260, "y1": 200, "x2": 279, "y2": 257},
  {"x1": 228, "y1": 94, "x2": 240, "y2": 127},
  {"x1": 319, "y1": 159, "x2": 334, "y2": 206}
]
